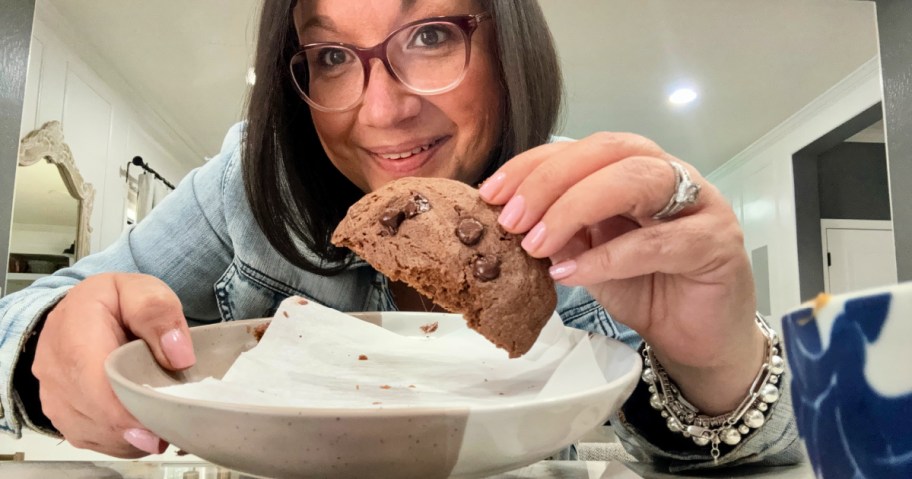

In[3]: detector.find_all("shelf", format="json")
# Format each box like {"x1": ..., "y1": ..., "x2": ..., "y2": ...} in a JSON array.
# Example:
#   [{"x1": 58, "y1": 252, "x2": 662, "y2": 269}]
[
  {"x1": 8, "y1": 252, "x2": 72, "y2": 276},
  {"x1": 7, "y1": 273, "x2": 47, "y2": 281}
]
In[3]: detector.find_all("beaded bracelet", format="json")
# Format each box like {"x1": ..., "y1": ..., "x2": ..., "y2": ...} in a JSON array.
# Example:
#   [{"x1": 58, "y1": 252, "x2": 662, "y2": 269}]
[{"x1": 640, "y1": 312, "x2": 784, "y2": 462}]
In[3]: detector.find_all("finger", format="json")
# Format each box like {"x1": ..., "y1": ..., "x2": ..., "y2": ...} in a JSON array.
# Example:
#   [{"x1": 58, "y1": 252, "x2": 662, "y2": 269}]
[
  {"x1": 61, "y1": 313, "x2": 167, "y2": 456},
  {"x1": 483, "y1": 132, "x2": 670, "y2": 232},
  {"x1": 84, "y1": 337, "x2": 167, "y2": 455},
  {"x1": 548, "y1": 229, "x2": 591, "y2": 266},
  {"x1": 40, "y1": 381, "x2": 159, "y2": 457},
  {"x1": 549, "y1": 214, "x2": 738, "y2": 286},
  {"x1": 122, "y1": 428, "x2": 168, "y2": 456},
  {"x1": 33, "y1": 275, "x2": 170, "y2": 457},
  {"x1": 113, "y1": 274, "x2": 196, "y2": 371},
  {"x1": 522, "y1": 157, "x2": 701, "y2": 258},
  {"x1": 478, "y1": 141, "x2": 569, "y2": 204},
  {"x1": 548, "y1": 216, "x2": 639, "y2": 265}
]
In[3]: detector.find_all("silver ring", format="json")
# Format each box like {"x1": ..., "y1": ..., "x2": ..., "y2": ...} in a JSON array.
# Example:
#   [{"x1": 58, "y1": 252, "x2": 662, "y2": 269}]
[{"x1": 652, "y1": 161, "x2": 701, "y2": 220}]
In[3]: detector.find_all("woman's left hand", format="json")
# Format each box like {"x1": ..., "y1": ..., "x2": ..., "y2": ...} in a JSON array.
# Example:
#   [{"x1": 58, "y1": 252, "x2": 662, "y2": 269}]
[{"x1": 479, "y1": 132, "x2": 765, "y2": 415}]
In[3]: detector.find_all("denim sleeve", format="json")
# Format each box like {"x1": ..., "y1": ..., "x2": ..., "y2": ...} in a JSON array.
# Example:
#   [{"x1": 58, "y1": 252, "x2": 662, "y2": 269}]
[{"x1": 0, "y1": 123, "x2": 243, "y2": 437}]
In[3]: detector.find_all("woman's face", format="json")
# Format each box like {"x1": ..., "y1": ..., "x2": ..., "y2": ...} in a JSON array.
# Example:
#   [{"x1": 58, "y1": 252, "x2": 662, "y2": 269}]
[{"x1": 294, "y1": 0, "x2": 503, "y2": 193}]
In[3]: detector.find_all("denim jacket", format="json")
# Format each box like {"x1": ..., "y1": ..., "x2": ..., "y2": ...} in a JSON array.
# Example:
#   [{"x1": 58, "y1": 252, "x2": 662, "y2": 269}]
[{"x1": 0, "y1": 123, "x2": 802, "y2": 471}]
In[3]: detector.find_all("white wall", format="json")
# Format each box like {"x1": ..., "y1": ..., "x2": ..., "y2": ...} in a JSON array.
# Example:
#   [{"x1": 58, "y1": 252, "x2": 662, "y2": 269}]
[
  {"x1": 9, "y1": 224, "x2": 74, "y2": 256},
  {"x1": 708, "y1": 57, "x2": 883, "y2": 325},
  {"x1": 4, "y1": 0, "x2": 208, "y2": 461},
  {"x1": 18, "y1": 0, "x2": 204, "y2": 254}
]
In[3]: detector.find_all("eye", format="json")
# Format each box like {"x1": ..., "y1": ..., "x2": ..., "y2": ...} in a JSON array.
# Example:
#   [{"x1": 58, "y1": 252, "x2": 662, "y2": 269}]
[
  {"x1": 410, "y1": 25, "x2": 450, "y2": 48},
  {"x1": 317, "y1": 47, "x2": 351, "y2": 67}
]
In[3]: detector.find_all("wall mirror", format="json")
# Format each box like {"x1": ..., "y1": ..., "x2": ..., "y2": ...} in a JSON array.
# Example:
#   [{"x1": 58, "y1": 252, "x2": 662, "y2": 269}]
[{"x1": 6, "y1": 120, "x2": 94, "y2": 294}]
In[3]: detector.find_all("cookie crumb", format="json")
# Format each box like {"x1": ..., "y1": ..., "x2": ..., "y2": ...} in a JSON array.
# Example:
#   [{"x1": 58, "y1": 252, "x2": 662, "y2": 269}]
[
  {"x1": 358, "y1": 354, "x2": 368, "y2": 360},
  {"x1": 251, "y1": 323, "x2": 270, "y2": 342},
  {"x1": 380, "y1": 385, "x2": 392, "y2": 389},
  {"x1": 297, "y1": 298, "x2": 309, "y2": 305},
  {"x1": 282, "y1": 311, "x2": 289, "y2": 318},
  {"x1": 419, "y1": 321, "x2": 439, "y2": 334}
]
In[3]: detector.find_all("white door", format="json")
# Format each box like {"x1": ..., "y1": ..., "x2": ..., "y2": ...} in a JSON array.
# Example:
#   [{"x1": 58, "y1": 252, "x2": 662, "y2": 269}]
[{"x1": 822, "y1": 219, "x2": 898, "y2": 295}]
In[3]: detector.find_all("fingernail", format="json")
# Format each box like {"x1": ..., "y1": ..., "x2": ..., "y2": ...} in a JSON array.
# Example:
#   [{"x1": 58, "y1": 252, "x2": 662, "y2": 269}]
[
  {"x1": 498, "y1": 195, "x2": 525, "y2": 229},
  {"x1": 522, "y1": 222, "x2": 547, "y2": 252},
  {"x1": 549, "y1": 260, "x2": 577, "y2": 280},
  {"x1": 479, "y1": 172, "x2": 506, "y2": 200},
  {"x1": 160, "y1": 329, "x2": 196, "y2": 369},
  {"x1": 124, "y1": 428, "x2": 164, "y2": 455}
]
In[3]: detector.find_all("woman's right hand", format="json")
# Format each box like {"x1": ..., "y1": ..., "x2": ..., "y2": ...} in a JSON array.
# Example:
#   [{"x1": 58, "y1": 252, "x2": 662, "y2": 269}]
[{"x1": 32, "y1": 273, "x2": 196, "y2": 457}]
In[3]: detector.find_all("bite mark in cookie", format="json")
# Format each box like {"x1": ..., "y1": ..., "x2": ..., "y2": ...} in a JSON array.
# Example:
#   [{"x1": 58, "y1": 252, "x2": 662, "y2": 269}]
[{"x1": 331, "y1": 177, "x2": 556, "y2": 357}]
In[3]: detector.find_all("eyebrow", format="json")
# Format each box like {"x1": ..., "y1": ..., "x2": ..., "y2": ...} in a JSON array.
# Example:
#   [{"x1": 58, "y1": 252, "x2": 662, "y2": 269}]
[
  {"x1": 400, "y1": 0, "x2": 418, "y2": 13},
  {"x1": 301, "y1": 15, "x2": 337, "y2": 35}
]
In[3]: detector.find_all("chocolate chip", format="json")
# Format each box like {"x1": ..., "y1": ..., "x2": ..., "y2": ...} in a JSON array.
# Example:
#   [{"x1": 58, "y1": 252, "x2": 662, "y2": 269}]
[
  {"x1": 473, "y1": 255, "x2": 501, "y2": 281},
  {"x1": 404, "y1": 193, "x2": 431, "y2": 218},
  {"x1": 456, "y1": 218, "x2": 485, "y2": 245},
  {"x1": 379, "y1": 208, "x2": 405, "y2": 235}
]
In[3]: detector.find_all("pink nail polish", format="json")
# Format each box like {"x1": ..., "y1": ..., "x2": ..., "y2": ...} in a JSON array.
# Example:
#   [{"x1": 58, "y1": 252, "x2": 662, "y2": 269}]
[
  {"x1": 160, "y1": 329, "x2": 196, "y2": 369},
  {"x1": 124, "y1": 428, "x2": 163, "y2": 455},
  {"x1": 479, "y1": 172, "x2": 506, "y2": 200},
  {"x1": 498, "y1": 195, "x2": 525, "y2": 229},
  {"x1": 549, "y1": 260, "x2": 577, "y2": 280},
  {"x1": 522, "y1": 222, "x2": 547, "y2": 251}
]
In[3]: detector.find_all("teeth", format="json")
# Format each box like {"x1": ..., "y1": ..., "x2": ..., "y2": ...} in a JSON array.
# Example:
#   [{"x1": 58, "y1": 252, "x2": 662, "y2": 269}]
[{"x1": 379, "y1": 141, "x2": 434, "y2": 160}]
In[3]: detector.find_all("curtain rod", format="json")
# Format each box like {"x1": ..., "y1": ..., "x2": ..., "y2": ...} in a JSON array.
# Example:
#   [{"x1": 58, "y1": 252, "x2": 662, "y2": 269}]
[{"x1": 126, "y1": 156, "x2": 175, "y2": 190}]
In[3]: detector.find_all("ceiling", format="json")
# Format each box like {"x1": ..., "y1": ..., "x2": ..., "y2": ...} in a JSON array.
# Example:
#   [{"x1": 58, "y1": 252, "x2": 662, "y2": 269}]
[{"x1": 39, "y1": 0, "x2": 878, "y2": 175}]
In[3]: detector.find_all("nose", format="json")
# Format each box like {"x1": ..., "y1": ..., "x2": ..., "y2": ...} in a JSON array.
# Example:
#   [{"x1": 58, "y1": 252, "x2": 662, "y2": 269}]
[{"x1": 357, "y1": 59, "x2": 422, "y2": 128}]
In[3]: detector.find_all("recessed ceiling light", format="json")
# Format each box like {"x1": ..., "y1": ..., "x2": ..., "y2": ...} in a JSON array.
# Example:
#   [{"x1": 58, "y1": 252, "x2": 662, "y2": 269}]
[
  {"x1": 669, "y1": 88, "x2": 697, "y2": 105},
  {"x1": 246, "y1": 67, "x2": 257, "y2": 86}
]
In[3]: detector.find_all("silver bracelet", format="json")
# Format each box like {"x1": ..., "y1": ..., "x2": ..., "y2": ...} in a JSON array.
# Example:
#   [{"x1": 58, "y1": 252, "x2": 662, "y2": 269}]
[{"x1": 640, "y1": 312, "x2": 784, "y2": 462}]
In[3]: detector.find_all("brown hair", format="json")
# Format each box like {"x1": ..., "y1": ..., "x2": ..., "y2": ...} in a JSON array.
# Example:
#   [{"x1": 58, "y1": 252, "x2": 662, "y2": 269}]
[{"x1": 242, "y1": 0, "x2": 563, "y2": 275}]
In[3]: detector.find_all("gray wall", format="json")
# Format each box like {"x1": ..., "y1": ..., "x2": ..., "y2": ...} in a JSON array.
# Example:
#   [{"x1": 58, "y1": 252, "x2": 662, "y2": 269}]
[
  {"x1": 875, "y1": 0, "x2": 912, "y2": 281},
  {"x1": 0, "y1": 0, "x2": 36, "y2": 294},
  {"x1": 818, "y1": 142, "x2": 891, "y2": 220}
]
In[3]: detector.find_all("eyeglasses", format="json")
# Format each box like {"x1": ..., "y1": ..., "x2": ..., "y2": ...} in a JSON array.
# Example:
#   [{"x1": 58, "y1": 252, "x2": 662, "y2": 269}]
[{"x1": 290, "y1": 12, "x2": 491, "y2": 112}]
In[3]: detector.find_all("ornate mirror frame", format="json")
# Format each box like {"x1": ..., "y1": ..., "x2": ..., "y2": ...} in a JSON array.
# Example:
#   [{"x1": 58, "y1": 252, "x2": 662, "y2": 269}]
[{"x1": 17, "y1": 120, "x2": 95, "y2": 260}]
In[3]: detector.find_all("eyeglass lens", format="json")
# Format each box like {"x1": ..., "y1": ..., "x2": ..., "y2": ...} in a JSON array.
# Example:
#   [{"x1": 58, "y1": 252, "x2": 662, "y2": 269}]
[{"x1": 291, "y1": 21, "x2": 469, "y2": 111}]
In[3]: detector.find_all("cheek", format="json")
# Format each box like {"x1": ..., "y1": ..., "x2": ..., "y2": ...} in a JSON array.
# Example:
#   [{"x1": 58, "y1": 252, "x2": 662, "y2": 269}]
[
  {"x1": 311, "y1": 112, "x2": 357, "y2": 167},
  {"x1": 310, "y1": 112, "x2": 368, "y2": 184},
  {"x1": 458, "y1": 59, "x2": 504, "y2": 151},
  {"x1": 311, "y1": 114, "x2": 344, "y2": 151}
]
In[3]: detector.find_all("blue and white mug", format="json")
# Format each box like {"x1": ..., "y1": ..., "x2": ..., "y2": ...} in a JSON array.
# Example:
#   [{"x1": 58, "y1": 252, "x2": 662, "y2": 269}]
[{"x1": 782, "y1": 283, "x2": 912, "y2": 479}]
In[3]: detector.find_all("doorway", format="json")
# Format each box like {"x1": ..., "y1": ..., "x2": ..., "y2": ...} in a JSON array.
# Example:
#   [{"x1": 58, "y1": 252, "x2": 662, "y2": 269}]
[
  {"x1": 821, "y1": 219, "x2": 897, "y2": 294},
  {"x1": 792, "y1": 102, "x2": 896, "y2": 301}
]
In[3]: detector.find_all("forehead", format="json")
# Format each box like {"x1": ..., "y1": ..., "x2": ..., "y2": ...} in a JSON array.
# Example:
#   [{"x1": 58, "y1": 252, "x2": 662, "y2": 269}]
[{"x1": 294, "y1": 0, "x2": 482, "y2": 43}]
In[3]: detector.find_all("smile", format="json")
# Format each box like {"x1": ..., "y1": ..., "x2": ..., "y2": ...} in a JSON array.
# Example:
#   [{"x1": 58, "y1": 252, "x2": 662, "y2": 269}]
[
  {"x1": 365, "y1": 136, "x2": 450, "y2": 176},
  {"x1": 375, "y1": 137, "x2": 445, "y2": 160}
]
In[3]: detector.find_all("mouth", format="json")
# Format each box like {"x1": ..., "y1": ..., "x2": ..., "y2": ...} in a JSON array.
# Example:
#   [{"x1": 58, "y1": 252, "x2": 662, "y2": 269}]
[{"x1": 367, "y1": 136, "x2": 449, "y2": 174}]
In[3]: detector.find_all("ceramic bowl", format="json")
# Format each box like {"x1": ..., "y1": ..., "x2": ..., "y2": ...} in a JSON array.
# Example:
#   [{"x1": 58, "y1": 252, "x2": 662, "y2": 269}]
[
  {"x1": 105, "y1": 312, "x2": 641, "y2": 479},
  {"x1": 782, "y1": 283, "x2": 912, "y2": 479}
]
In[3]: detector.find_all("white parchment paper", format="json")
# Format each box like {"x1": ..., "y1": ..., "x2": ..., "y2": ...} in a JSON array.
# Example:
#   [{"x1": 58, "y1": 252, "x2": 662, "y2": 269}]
[{"x1": 155, "y1": 296, "x2": 606, "y2": 408}]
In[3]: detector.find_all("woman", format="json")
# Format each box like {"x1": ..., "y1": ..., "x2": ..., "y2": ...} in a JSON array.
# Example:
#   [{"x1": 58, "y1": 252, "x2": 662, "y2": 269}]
[{"x1": 0, "y1": 0, "x2": 801, "y2": 471}]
